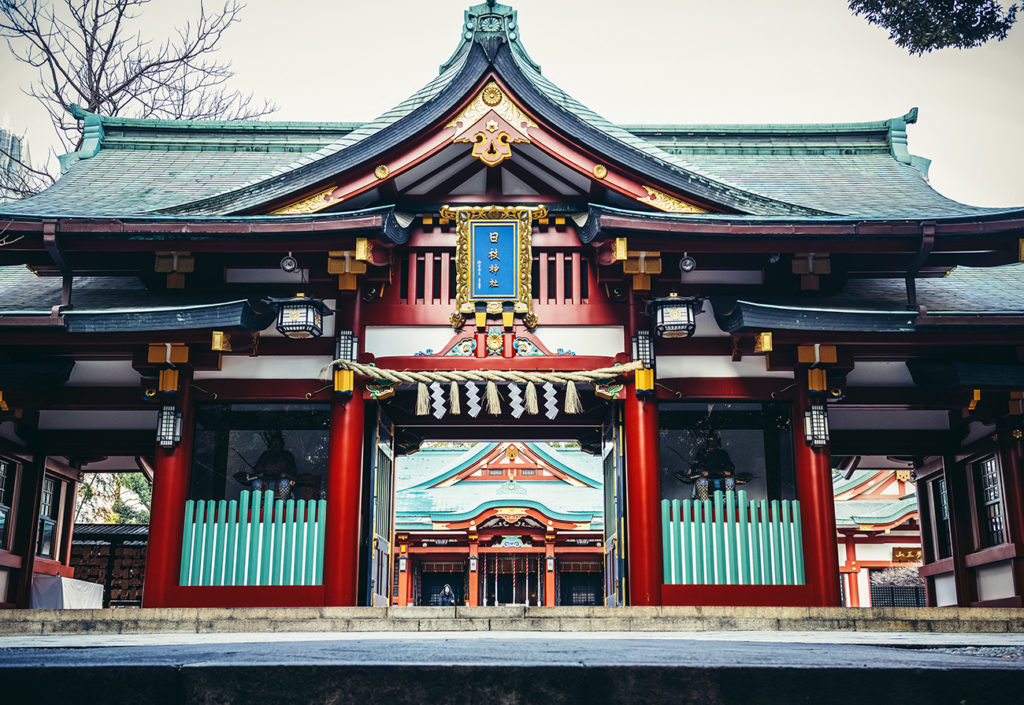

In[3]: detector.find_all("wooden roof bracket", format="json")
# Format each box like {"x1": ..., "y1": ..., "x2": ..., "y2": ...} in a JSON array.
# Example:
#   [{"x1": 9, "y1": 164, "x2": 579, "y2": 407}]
[
  {"x1": 38, "y1": 219, "x2": 73, "y2": 325},
  {"x1": 905, "y1": 221, "x2": 935, "y2": 309}
]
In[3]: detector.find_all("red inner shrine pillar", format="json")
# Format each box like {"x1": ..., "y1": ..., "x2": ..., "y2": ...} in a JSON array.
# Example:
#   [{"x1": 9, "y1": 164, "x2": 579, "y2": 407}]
[
  {"x1": 324, "y1": 389, "x2": 365, "y2": 606},
  {"x1": 793, "y1": 388, "x2": 842, "y2": 607},
  {"x1": 468, "y1": 540, "x2": 480, "y2": 606},
  {"x1": 544, "y1": 540, "x2": 556, "y2": 606},
  {"x1": 623, "y1": 384, "x2": 663, "y2": 606},
  {"x1": 142, "y1": 370, "x2": 194, "y2": 608}
]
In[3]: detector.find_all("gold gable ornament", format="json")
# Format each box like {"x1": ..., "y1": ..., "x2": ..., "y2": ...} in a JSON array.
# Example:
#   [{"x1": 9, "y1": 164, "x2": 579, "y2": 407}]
[{"x1": 446, "y1": 81, "x2": 537, "y2": 167}]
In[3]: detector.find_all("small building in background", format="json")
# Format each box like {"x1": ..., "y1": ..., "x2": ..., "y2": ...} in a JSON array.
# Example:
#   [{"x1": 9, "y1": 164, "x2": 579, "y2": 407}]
[
  {"x1": 0, "y1": 124, "x2": 26, "y2": 203},
  {"x1": 834, "y1": 459, "x2": 922, "y2": 607},
  {"x1": 394, "y1": 442, "x2": 604, "y2": 606}
]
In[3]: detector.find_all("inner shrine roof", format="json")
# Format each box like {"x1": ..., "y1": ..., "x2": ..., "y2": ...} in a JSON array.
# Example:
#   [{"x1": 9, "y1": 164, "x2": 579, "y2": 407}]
[
  {"x1": 395, "y1": 443, "x2": 603, "y2": 530},
  {"x1": 1, "y1": 3, "x2": 1014, "y2": 223}
]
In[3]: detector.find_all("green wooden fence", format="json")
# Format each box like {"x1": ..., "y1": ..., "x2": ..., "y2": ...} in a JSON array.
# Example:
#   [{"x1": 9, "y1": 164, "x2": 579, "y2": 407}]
[
  {"x1": 179, "y1": 490, "x2": 326, "y2": 587},
  {"x1": 661, "y1": 490, "x2": 804, "y2": 586}
]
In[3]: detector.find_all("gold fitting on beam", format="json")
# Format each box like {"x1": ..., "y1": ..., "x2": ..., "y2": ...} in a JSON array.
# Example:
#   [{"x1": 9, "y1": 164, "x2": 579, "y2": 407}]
[
  {"x1": 969, "y1": 388, "x2": 982, "y2": 411},
  {"x1": 334, "y1": 369, "x2": 354, "y2": 396},
  {"x1": 797, "y1": 344, "x2": 837, "y2": 365},
  {"x1": 807, "y1": 368, "x2": 827, "y2": 393},
  {"x1": 754, "y1": 332, "x2": 773, "y2": 353},
  {"x1": 211, "y1": 331, "x2": 231, "y2": 352},
  {"x1": 355, "y1": 238, "x2": 373, "y2": 262},
  {"x1": 148, "y1": 343, "x2": 189, "y2": 364},
  {"x1": 635, "y1": 368, "x2": 655, "y2": 395},
  {"x1": 158, "y1": 368, "x2": 180, "y2": 393},
  {"x1": 474, "y1": 310, "x2": 487, "y2": 329},
  {"x1": 501, "y1": 311, "x2": 514, "y2": 329}
]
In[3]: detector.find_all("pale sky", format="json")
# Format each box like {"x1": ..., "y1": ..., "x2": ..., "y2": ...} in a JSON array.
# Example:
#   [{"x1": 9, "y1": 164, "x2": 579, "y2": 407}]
[{"x1": 2, "y1": 0, "x2": 1022, "y2": 208}]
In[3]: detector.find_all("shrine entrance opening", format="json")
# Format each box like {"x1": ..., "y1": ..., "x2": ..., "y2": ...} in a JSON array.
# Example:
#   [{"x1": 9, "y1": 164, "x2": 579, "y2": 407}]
[{"x1": 365, "y1": 394, "x2": 624, "y2": 607}]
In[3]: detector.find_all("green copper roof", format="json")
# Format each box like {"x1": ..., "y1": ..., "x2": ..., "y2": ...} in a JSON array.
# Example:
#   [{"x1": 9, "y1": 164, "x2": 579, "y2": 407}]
[
  {"x1": 395, "y1": 443, "x2": 603, "y2": 531},
  {"x1": 0, "y1": 4, "x2": 1014, "y2": 220}
]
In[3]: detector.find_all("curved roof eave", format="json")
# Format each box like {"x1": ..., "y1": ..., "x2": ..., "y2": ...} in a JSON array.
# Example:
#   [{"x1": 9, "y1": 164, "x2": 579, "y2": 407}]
[{"x1": 155, "y1": 39, "x2": 824, "y2": 218}]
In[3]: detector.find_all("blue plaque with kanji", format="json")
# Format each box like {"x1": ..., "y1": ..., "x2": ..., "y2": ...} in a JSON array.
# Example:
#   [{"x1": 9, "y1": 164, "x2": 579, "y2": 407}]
[
  {"x1": 468, "y1": 220, "x2": 518, "y2": 300},
  {"x1": 443, "y1": 204, "x2": 546, "y2": 329}
]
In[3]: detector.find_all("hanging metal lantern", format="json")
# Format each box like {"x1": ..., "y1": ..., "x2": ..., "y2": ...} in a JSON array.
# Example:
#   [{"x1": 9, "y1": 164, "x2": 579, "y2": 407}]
[
  {"x1": 803, "y1": 402, "x2": 830, "y2": 448},
  {"x1": 272, "y1": 295, "x2": 332, "y2": 339},
  {"x1": 631, "y1": 330, "x2": 654, "y2": 369},
  {"x1": 156, "y1": 405, "x2": 183, "y2": 449},
  {"x1": 335, "y1": 329, "x2": 359, "y2": 362},
  {"x1": 647, "y1": 294, "x2": 703, "y2": 339}
]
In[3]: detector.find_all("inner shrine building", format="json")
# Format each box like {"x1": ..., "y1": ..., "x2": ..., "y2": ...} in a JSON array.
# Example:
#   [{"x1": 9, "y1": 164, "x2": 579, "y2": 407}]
[{"x1": 2, "y1": 2, "x2": 1024, "y2": 610}]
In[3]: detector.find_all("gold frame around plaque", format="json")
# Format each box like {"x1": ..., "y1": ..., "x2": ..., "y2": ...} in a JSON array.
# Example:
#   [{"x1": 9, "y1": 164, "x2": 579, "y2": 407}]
[{"x1": 440, "y1": 204, "x2": 547, "y2": 329}]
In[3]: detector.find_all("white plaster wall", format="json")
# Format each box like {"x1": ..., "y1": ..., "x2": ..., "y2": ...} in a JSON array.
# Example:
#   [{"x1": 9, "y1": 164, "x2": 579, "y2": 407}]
[
  {"x1": 855, "y1": 543, "x2": 897, "y2": 562},
  {"x1": 65, "y1": 360, "x2": 140, "y2": 387},
  {"x1": 856, "y1": 569, "x2": 872, "y2": 607},
  {"x1": 656, "y1": 355, "x2": 793, "y2": 379},
  {"x1": 934, "y1": 573, "x2": 958, "y2": 606},
  {"x1": 534, "y1": 326, "x2": 624, "y2": 357},
  {"x1": 845, "y1": 361, "x2": 916, "y2": 387},
  {"x1": 194, "y1": 355, "x2": 329, "y2": 380},
  {"x1": 828, "y1": 407, "x2": 950, "y2": 431},
  {"x1": 364, "y1": 326, "x2": 462, "y2": 357},
  {"x1": 976, "y1": 561, "x2": 1016, "y2": 602},
  {"x1": 38, "y1": 409, "x2": 158, "y2": 430}
]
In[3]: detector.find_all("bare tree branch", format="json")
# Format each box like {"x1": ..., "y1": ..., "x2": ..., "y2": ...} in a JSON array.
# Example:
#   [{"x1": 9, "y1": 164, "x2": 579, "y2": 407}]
[{"x1": 1, "y1": 0, "x2": 277, "y2": 193}]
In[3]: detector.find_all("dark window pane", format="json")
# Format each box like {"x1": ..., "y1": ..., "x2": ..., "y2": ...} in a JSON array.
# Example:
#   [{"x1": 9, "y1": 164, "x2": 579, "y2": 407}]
[
  {"x1": 190, "y1": 403, "x2": 330, "y2": 502},
  {"x1": 659, "y1": 402, "x2": 796, "y2": 502}
]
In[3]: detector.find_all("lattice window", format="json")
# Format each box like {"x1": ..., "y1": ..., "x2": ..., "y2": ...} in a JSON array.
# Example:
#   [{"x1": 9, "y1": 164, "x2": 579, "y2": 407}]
[
  {"x1": 932, "y1": 477, "x2": 952, "y2": 559},
  {"x1": 975, "y1": 457, "x2": 1006, "y2": 548},
  {"x1": 37, "y1": 477, "x2": 58, "y2": 558}
]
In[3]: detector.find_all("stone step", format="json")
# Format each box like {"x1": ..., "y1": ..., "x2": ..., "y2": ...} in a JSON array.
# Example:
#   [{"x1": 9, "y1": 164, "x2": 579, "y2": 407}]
[{"x1": 1, "y1": 605, "x2": 1021, "y2": 636}]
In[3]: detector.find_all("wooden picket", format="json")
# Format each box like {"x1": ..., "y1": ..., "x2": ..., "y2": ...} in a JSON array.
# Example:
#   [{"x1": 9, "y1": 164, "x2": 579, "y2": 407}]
[
  {"x1": 179, "y1": 490, "x2": 325, "y2": 587},
  {"x1": 661, "y1": 490, "x2": 804, "y2": 586}
]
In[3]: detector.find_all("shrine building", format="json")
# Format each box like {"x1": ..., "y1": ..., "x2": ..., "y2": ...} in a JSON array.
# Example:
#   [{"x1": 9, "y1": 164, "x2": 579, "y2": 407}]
[
  {"x1": 1, "y1": 2, "x2": 1024, "y2": 610},
  {"x1": 394, "y1": 442, "x2": 604, "y2": 607}
]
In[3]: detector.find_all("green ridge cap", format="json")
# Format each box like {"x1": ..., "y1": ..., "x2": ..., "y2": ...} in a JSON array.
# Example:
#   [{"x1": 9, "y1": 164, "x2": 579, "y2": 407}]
[{"x1": 440, "y1": 1, "x2": 540, "y2": 74}]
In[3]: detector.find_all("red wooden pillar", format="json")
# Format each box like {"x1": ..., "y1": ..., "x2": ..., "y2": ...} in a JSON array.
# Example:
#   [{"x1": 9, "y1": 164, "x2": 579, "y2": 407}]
[
  {"x1": 142, "y1": 370, "x2": 194, "y2": 608},
  {"x1": 396, "y1": 544, "x2": 410, "y2": 606},
  {"x1": 623, "y1": 383, "x2": 663, "y2": 606},
  {"x1": 323, "y1": 389, "x2": 365, "y2": 606},
  {"x1": 544, "y1": 542, "x2": 555, "y2": 606},
  {"x1": 997, "y1": 431, "x2": 1024, "y2": 600},
  {"x1": 844, "y1": 537, "x2": 861, "y2": 607},
  {"x1": 792, "y1": 387, "x2": 842, "y2": 607},
  {"x1": 468, "y1": 541, "x2": 480, "y2": 606}
]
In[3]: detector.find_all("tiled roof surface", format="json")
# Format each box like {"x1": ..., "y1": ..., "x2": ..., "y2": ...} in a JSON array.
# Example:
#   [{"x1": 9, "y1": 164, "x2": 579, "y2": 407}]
[
  {"x1": 0, "y1": 4, "x2": 1012, "y2": 220},
  {"x1": 753, "y1": 263, "x2": 1024, "y2": 313},
  {"x1": 0, "y1": 150, "x2": 303, "y2": 216},
  {"x1": 833, "y1": 495, "x2": 918, "y2": 528},
  {"x1": 656, "y1": 153, "x2": 993, "y2": 218},
  {"x1": 0, "y1": 265, "x2": 240, "y2": 312},
  {"x1": 395, "y1": 443, "x2": 603, "y2": 530}
]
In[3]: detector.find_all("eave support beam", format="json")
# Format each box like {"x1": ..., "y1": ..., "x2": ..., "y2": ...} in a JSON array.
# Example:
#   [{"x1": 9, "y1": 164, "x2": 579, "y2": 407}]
[{"x1": 906, "y1": 222, "x2": 935, "y2": 309}]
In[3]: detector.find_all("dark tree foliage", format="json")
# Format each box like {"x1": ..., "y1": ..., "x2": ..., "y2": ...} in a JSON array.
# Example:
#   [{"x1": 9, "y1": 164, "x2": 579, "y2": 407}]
[{"x1": 849, "y1": 0, "x2": 1019, "y2": 54}]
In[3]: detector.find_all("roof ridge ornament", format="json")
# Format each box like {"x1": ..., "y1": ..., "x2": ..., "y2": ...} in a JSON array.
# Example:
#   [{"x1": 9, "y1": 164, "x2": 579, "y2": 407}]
[{"x1": 439, "y1": 2, "x2": 541, "y2": 75}]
